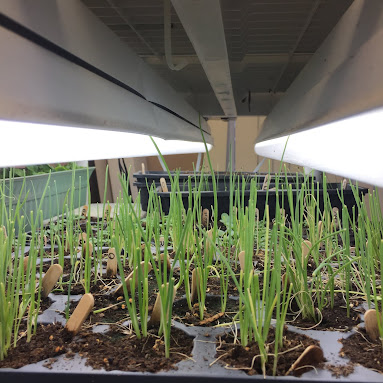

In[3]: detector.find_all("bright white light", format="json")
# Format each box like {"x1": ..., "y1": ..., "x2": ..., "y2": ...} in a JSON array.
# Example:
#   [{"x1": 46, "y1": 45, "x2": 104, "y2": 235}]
[
  {"x1": 255, "y1": 108, "x2": 383, "y2": 187},
  {"x1": 0, "y1": 120, "x2": 212, "y2": 167}
]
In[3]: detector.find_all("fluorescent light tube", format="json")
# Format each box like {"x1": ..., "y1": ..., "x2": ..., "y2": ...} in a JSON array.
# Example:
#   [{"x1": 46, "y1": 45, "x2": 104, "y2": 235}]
[
  {"x1": 255, "y1": 108, "x2": 383, "y2": 187},
  {"x1": 0, "y1": 120, "x2": 212, "y2": 167}
]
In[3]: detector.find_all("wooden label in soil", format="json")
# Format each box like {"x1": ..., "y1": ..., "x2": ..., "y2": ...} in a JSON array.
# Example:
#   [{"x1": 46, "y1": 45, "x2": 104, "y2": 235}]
[
  {"x1": 78, "y1": 232, "x2": 87, "y2": 246},
  {"x1": 23, "y1": 256, "x2": 29, "y2": 272},
  {"x1": 238, "y1": 250, "x2": 246, "y2": 271},
  {"x1": 332, "y1": 207, "x2": 340, "y2": 229},
  {"x1": 65, "y1": 293, "x2": 94, "y2": 335},
  {"x1": 342, "y1": 178, "x2": 347, "y2": 190},
  {"x1": 80, "y1": 205, "x2": 88, "y2": 218},
  {"x1": 159, "y1": 236, "x2": 165, "y2": 246},
  {"x1": 301, "y1": 240, "x2": 312, "y2": 262},
  {"x1": 41, "y1": 264, "x2": 63, "y2": 298},
  {"x1": 141, "y1": 162, "x2": 146, "y2": 174},
  {"x1": 81, "y1": 240, "x2": 93, "y2": 258},
  {"x1": 364, "y1": 309, "x2": 380, "y2": 341},
  {"x1": 104, "y1": 204, "x2": 111, "y2": 220},
  {"x1": 115, "y1": 261, "x2": 153, "y2": 296},
  {"x1": 205, "y1": 229, "x2": 213, "y2": 254},
  {"x1": 286, "y1": 345, "x2": 324, "y2": 376},
  {"x1": 160, "y1": 177, "x2": 168, "y2": 192},
  {"x1": 191, "y1": 267, "x2": 200, "y2": 303},
  {"x1": 158, "y1": 253, "x2": 171, "y2": 270},
  {"x1": 202, "y1": 208, "x2": 209, "y2": 228},
  {"x1": 106, "y1": 248, "x2": 117, "y2": 277},
  {"x1": 148, "y1": 283, "x2": 177, "y2": 326},
  {"x1": 262, "y1": 174, "x2": 269, "y2": 190}
]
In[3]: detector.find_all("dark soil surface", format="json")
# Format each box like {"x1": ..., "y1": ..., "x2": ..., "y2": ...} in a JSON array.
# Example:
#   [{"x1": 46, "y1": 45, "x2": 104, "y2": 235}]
[
  {"x1": 173, "y1": 295, "x2": 239, "y2": 326},
  {"x1": 0, "y1": 323, "x2": 194, "y2": 373},
  {"x1": 340, "y1": 329, "x2": 383, "y2": 374},
  {"x1": 216, "y1": 327, "x2": 323, "y2": 376},
  {"x1": 287, "y1": 294, "x2": 361, "y2": 331}
]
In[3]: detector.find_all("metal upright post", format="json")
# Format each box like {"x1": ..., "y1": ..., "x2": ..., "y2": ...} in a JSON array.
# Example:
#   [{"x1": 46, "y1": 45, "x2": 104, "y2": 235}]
[{"x1": 226, "y1": 117, "x2": 237, "y2": 172}]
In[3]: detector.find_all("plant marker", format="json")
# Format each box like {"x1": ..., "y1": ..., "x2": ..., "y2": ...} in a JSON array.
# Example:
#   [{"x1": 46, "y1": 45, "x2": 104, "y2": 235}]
[
  {"x1": 159, "y1": 236, "x2": 165, "y2": 246},
  {"x1": 41, "y1": 264, "x2": 63, "y2": 298},
  {"x1": 114, "y1": 261, "x2": 153, "y2": 295},
  {"x1": 65, "y1": 293, "x2": 94, "y2": 335},
  {"x1": 23, "y1": 256, "x2": 29, "y2": 272},
  {"x1": 202, "y1": 208, "x2": 209, "y2": 228},
  {"x1": 148, "y1": 284, "x2": 177, "y2": 326},
  {"x1": 106, "y1": 247, "x2": 117, "y2": 277},
  {"x1": 80, "y1": 205, "x2": 88, "y2": 218},
  {"x1": 262, "y1": 174, "x2": 269, "y2": 191},
  {"x1": 286, "y1": 345, "x2": 324, "y2": 375},
  {"x1": 191, "y1": 267, "x2": 200, "y2": 303},
  {"x1": 364, "y1": 309, "x2": 380, "y2": 341},
  {"x1": 104, "y1": 204, "x2": 111, "y2": 220},
  {"x1": 160, "y1": 177, "x2": 168, "y2": 192},
  {"x1": 159, "y1": 253, "x2": 171, "y2": 270},
  {"x1": 78, "y1": 232, "x2": 87, "y2": 246},
  {"x1": 238, "y1": 250, "x2": 246, "y2": 271},
  {"x1": 332, "y1": 207, "x2": 340, "y2": 229},
  {"x1": 342, "y1": 179, "x2": 347, "y2": 190},
  {"x1": 205, "y1": 229, "x2": 213, "y2": 255},
  {"x1": 141, "y1": 162, "x2": 146, "y2": 174},
  {"x1": 301, "y1": 240, "x2": 312, "y2": 262}
]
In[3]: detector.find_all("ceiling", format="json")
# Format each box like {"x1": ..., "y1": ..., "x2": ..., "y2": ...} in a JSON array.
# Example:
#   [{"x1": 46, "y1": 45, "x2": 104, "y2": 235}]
[{"x1": 82, "y1": 0, "x2": 354, "y2": 117}]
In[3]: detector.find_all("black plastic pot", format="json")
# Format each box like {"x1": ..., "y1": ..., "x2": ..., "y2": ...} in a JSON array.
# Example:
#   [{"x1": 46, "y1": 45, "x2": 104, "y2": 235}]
[
  {"x1": 156, "y1": 183, "x2": 368, "y2": 220},
  {"x1": 133, "y1": 171, "x2": 311, "y2": 213}
]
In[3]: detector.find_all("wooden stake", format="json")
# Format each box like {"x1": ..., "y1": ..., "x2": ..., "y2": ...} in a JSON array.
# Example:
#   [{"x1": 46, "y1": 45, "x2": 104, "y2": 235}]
[
  {"x1": 255, "y1": 208, "x2": 260, "y2": 222},
  {"x1": 262, "y1": 174, "x2": 269, "y2": 190},
  {"x1": 202, "y1": 208, "x2": 209, "y2": 228},
  {"x1": 364, "y1": 309, "x2": 380, "y2": 341},
  {"x1": 285, "y1": 345, "x2": 324, "y2": 376},
  {"x1": 141, "y1": 162, "x2": 146, "y2": 174},
  {"x1": 106, "y1": 247, "x2": 117, "y2": 277},
  {"x1": 148, "y1": 283, "x2": 177, "y2": 326},
  {"x1": 41, "y1": 264, "x2": 63, "y2": 298},
  {"x1": 80, "y1": 205, "x2": 88, "y2": 218},
  {"x1": 159, "y1": 236, "x2": 165, "y2": 246},
  {"x1": 160, "y1": 177, "x2": 168, "y2": 192},
  {"x1": 191, "y1": 268, "x2": 200, "y2": 303},
  {"x1": 65, "y1": 293, "x2": 94, "y2": 335},
  {"x1": 342, "y1": 179, "x2": 347, "y2": 190},
  {"x1": 81, "y1": 240, "x2": 93, "y2": 258},
  {"x1": 301, "y1": 240, "x2": 312, "y2": 262},
  {"x1": 115, "y1": 261, "x2": 153, "y2": 296}
]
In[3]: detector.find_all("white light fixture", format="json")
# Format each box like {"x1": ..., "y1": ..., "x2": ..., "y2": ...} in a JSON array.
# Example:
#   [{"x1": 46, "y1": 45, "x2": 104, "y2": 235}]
[
  {"x1": 0, "y1": 120, "x2": 212, "y2": 168},
  {"x1": 255, "y1": 108, "x2": 383, "y2": 187}
]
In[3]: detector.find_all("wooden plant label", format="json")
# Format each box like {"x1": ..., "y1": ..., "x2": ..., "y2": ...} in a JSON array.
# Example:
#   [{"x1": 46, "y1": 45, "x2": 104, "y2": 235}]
[
  {"x1": 23, "y1": 256, "x2": 29, "y2": 272},
  {"x1": 159, "y1": 253, "x2": 171, "y2": 270},
  {"x1": 78, "y1": 232, "x2": 87, "y2": 246},
  {"x1": 41, "y1": 264, "x2": 63, "y2": 298},
  {"x1": 106, "y1": 248, "x2": 117, "y2": 277},
  {"x1": 191, "y1": 267, "x2": 200, "y2": 303},
  {"x1": 160, "y1": 177, "x2": 168, "y2": 192},
  {"x1": 286, "y1": 345, "x2": 324, "y2": 375},
  {"x1": 38, "y1": 234, "x2": 48, "y2": 247},
  {"x1": 342, "y1": 178, "x2": 347, "y2": 190},
  {"x1": 238, "y1": 250, "x2": 246, "y2": 271},
  {"x1": 80, "y1": 205, "x2": 88, "y2": 218},
  {"x1": 159, "y1": 236, "x2": 165, "y2": 246},
  {"x1": 104, "y1": 204, "x2": 111, "y2": 220},
  {"x1": 205, "y1": 229, "x2": 213, "y2": 254},
  {"x1": 255, "y1": 208, "x2": 260, "y2": 222},
  {"x1": 141, "y1": 162, "x2": 146, "y2": 174},
  {"x1": 262, "y1": 174, "x2": 269, "y2": 191},
  {"x1": 301, "y1": 240, "x2": 312, "y2": 262},
  {"x1": 202, "y1": 208, "x2": 209, "y2": 228},
  {"x1": 332, "y1": 207, "x2": 340, "y2": 229},
  {"x1": 115, "y1": 261, "x2": 153, "y2": 296},
  {"x1": 148, "y1": 283, "x2": 177, "y2": 326},
  {"x1": 82, "y1": 240, "x2": 93, "y2": 258},
  {"x1": 65, "y1": 293, "x2": 94, "y2": 335},
  {"x1": 364, "y1": 309, "x2": 380, "y2": 341}
]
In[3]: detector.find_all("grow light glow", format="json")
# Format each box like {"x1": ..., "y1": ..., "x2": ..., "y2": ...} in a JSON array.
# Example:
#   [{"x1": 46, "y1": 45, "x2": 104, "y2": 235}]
[
  {"x1": 255, "y1": 108, "x2": 383, "y2": 187},
  {"x1": 0, "y1": 120, "x2": 212, "y2": 167}
]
